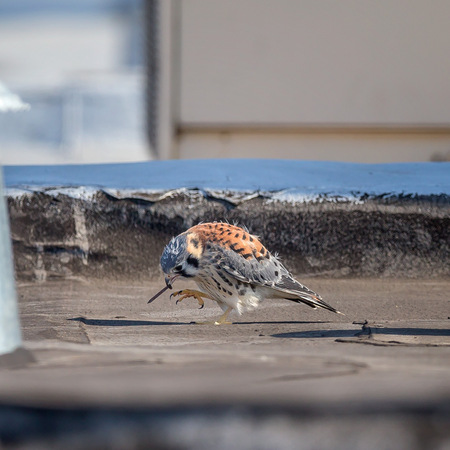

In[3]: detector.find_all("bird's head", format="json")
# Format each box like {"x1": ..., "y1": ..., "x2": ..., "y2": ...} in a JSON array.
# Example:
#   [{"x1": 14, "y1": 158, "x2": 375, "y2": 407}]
[{"x1": 160, "y1": 232, "x2": 202, "y2": 288}]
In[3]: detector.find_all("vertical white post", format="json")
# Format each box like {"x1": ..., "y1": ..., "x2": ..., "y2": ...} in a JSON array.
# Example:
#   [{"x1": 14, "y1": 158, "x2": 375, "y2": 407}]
[
  {"x1": 157, "y1": 0, "x2": 180, "y2": 159},
  {"x1": 0, "y1": 167, "x2": 22, "y2": 356}
]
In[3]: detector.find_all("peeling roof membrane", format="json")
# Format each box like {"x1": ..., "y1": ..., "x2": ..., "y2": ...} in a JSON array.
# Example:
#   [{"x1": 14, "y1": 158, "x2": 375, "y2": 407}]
[{"x1": 4, "y1": 160, "x2": 450, "y2": 203}]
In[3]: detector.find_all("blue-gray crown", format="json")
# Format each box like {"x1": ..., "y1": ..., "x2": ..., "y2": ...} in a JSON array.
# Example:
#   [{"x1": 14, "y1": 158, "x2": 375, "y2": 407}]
[{"x1": 160, "y1": 234, "x2": 187, "y2": 273}]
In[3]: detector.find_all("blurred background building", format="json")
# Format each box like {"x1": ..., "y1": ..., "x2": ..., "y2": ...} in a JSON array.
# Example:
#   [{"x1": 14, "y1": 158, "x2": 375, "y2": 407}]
[
  {"x1": 0, "y1": 0, "x2": 147, "y2": 164},
  {"x1": 1, "y1": 0, "x2": 450, "y2": 164}
]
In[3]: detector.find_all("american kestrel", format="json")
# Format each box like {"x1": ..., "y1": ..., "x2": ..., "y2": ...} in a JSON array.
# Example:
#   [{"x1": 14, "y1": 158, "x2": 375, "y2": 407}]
[{"x1": 148, "y1": 222, "x2": 342, "y2": 324}]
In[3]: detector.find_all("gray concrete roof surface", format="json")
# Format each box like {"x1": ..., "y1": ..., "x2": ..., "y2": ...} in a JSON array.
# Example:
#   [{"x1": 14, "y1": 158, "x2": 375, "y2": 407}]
[{"x1": 0, "y1": 278, "x2": 448, "y2": 449}]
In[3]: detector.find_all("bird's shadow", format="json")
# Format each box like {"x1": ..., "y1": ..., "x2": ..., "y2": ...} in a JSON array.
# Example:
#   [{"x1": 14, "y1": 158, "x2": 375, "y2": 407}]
[
  {"x1": 67, "y1": 317, "x2": 329, "y2": 326},
  {"x1": 272, "y1": 327, "x2": 450, "y2": 339},
  {"x1": 68, "y1": 317, "x2": 193, "y2": 326},
  {"x1": 237, "y1": 321, "x2": 331, "y2": 326},
  {"x1": 68, "y1": 317, "x2": 328, "y2": 327},
  {"x1": 67, "y1": 318, "x2": 450, "y2": 342}
]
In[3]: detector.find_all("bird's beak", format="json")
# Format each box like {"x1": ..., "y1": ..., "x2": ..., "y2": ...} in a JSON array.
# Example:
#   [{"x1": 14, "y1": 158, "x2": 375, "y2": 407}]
[
  {"x1": 147, "y1": 275, "x2": 179, "y2": 304},
  {"x1": 165, "y1": 273, "x2": 180, "y2": 288}
]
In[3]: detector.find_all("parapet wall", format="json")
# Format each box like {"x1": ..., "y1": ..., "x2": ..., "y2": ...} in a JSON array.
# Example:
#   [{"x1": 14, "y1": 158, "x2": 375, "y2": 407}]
[{"x1": 5, "y1": 160, "x2": 450, "y2": 280}]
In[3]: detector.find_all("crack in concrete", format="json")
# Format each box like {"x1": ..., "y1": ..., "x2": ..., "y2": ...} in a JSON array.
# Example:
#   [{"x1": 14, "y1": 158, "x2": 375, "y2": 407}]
[
  {"x1": 336, "y1": 338, "x2": 450, "y2": 348},
  {"x1": 263, "y1": 360, "x2": 367, "y2": 382},
  {"x1": 265, "y1": 368, "x2": 360, "y2": 382},
  {"x1": 336, "y1": 320, "x2": 450, "y2": 347}
]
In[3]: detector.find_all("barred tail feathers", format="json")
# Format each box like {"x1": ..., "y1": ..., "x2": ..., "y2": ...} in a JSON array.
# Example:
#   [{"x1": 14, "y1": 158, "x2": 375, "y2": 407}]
[{"x1": 274, "y1": 276, "x2": 343, "y2": 315}]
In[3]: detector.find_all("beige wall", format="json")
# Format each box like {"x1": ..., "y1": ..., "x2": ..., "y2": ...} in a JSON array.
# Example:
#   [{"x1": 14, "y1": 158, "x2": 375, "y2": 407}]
[
  {"x1": 159, "y1": 0, "x2": 450, "y2": 161},
  {"x1": 178, "y1": 130, "x2": 450, "y2": 162}
]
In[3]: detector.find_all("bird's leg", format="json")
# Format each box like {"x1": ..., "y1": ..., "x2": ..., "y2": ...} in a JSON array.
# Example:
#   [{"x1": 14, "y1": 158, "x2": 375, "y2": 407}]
[
  {"x1": 170, "y1": 289, "x2": 213, "y2": 309},
  {"x1": 214, "y1": 307, "x2": 233, "y2": 325},
  {"x1": 195, "y1": 307, "x2": 233, "y2": 325}
]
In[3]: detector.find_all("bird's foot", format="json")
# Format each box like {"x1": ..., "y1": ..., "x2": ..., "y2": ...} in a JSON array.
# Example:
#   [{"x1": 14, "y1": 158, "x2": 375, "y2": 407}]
[
  {"x1": 170, "y1": 289, "x2": 211, "y2": 309},
  {"x1": 194, "y1": 306, "x2": 233, "y2": 325}
]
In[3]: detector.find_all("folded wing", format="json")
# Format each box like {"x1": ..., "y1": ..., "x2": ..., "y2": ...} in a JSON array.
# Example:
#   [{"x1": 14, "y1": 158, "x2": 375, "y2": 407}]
[{"x1": 213, "y1": 244, "x2": 340, "y2": 314}]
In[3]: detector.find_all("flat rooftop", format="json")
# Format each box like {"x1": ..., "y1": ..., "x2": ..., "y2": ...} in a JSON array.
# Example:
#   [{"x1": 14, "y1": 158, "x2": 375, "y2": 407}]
[{"x1": 0, "y1": 277, "x2": 448, "y2": 448}]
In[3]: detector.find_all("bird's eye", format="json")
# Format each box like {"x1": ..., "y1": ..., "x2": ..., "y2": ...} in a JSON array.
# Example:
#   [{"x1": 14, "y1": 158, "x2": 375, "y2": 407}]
[{"x1": 173, "y1": 264, "x2": 183, "y2": 272}]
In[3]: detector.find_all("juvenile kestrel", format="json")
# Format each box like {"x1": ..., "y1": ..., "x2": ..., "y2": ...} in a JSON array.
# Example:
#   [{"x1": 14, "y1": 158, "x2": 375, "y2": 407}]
[{"x1": 148, "y1": 222, "x2": 342, "y2": 324}]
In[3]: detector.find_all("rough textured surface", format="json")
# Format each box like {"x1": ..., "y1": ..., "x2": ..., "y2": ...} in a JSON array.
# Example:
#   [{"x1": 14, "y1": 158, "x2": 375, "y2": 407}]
[
  {"x1": 7, "y1": 189, "x2": 450, "y2": 280},
  {"x1": 0, "y1": 278, "x2": 449, "y2": 449},
  {"x1": 5, "y1": 160, "x2": 450, "y2": 280}
]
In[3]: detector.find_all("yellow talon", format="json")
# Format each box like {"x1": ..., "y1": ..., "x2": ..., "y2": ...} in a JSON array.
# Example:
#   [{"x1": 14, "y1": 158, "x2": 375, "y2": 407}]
[{"x1": 170, "y1": 289, "x2": 212, "y2": 309}]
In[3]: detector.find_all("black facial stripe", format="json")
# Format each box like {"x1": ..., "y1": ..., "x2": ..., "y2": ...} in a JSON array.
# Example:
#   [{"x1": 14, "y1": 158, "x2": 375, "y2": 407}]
[{"x1": 186, "y1": 255, "x2": 199, "y2": 268}]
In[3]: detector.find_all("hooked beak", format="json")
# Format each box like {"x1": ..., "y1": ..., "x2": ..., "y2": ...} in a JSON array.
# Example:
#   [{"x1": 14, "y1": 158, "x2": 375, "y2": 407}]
[
  {"x1": 165, "y1": 276, "x2": 173, "y2": 289},
  {"x1": 147, "y1": 274, "x2": 179, "y2": 304}
]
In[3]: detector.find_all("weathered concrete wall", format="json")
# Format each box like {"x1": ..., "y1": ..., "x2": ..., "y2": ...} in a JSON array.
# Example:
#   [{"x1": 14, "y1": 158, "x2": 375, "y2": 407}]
[
  {"x1": 7, "y1": 188, "x2": 449, "y2": 281},
  {"x1": 5, "y1": 160, "x2": 449, "y2": 281}
]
